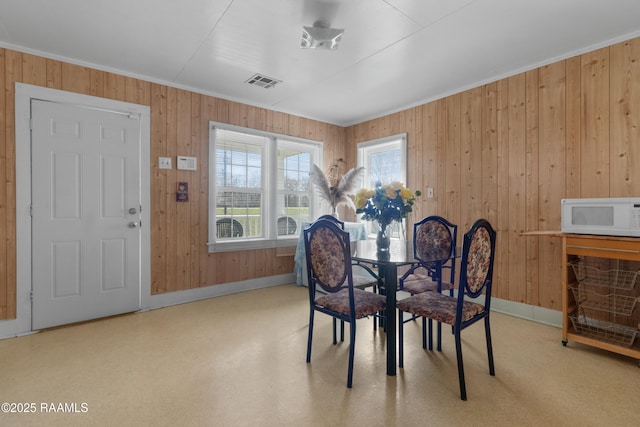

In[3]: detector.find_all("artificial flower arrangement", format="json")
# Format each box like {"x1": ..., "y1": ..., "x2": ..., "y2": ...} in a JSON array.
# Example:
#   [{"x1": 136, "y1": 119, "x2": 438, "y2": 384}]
[{"x1": 355, "y1": 182, "x2": 421, "y2": 230}]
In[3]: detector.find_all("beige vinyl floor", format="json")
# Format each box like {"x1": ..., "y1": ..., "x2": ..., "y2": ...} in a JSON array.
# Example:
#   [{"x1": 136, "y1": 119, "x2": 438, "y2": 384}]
[{"x1": 0, "y1": 284, "x2": 638, "y2": 427}]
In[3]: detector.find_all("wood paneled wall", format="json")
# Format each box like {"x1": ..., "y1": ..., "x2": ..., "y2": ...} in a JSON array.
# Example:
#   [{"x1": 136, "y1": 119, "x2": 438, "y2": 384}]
[
  {"x1": 1, "y1": 36, "x2": 640, "y2": 320},
  {"x1": 346, "y1": 37, "x2": 640, "y2": 311},
  {"x1": 0, "y1": 48, "x2": 345, "y2": 320}
]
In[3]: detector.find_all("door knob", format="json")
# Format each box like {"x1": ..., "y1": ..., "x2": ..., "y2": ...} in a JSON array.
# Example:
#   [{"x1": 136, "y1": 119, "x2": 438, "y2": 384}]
[{"x1": 128, "y1": 222, "x2": 139, "y2": 228}]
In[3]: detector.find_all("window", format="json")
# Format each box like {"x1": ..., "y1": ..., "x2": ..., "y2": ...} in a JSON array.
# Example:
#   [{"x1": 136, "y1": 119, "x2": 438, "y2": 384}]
[
  {"x1": 357, "y1": 134, "x2": 407, "y2": 238},
  {"x1": 209, "y1": 123, "x2": 321, "y2": 251}
]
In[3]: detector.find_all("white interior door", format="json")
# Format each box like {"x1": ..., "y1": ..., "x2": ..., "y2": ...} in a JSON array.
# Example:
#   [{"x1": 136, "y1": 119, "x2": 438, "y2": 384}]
[{"x1": 31, "y1": 99, "x2": 142, "y2": 329}]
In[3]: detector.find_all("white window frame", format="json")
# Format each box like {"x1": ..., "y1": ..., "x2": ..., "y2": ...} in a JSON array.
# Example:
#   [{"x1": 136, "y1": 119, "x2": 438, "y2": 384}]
[
  {"x1": 208, "y1": 122, "x2": 322, "y2": 252},
  {"x1": 356, "y1": 133, "x2": 407, "y2": 238}
]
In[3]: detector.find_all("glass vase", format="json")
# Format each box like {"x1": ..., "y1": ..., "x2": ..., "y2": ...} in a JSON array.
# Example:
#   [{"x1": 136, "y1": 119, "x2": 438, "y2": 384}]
[
  {"x1": 376, "y1": 224, "x2": 391, "y2": 259},
  {"x1": 331, "y1": 205, "x2": 338, "y2": 219}
]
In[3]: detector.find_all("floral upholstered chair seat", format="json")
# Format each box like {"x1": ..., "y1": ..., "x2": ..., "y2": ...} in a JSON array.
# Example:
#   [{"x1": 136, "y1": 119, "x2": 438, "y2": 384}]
[
  {"x1": 304, "y1": 217, "x2": 386, "y2": 388},
  {"x1": 316, "y1": 289, "x2": 386, "y2": 318},
  {"x1": 395, "y1": 292, "x2": 484, "y2": 325},
  {"x1": 399, "y1": 217, "x2": 456, "y2": 295},
  {"x1": 396, "y1": 219, "x2": 497, "y2": 401},
  {"x1": 401, "y1": 271, "x2": 453, "y2": 295}
]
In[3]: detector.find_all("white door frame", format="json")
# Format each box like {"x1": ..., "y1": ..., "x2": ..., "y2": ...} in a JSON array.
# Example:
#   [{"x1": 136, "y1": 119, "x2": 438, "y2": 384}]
[{"x1": 8, "y1": 83, "x2": 151, "y2": 337}]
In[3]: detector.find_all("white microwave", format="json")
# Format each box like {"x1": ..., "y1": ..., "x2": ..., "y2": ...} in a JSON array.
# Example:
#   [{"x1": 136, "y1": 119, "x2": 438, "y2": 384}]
[{"x1": 561, "y1": 198, "x2": 640, "y2": 237}]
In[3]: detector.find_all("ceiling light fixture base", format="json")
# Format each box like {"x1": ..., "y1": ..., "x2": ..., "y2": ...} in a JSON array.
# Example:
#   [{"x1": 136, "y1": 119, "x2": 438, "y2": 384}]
[{"x1": 301, "y1": 20, "x2": 343, "y2": 50}]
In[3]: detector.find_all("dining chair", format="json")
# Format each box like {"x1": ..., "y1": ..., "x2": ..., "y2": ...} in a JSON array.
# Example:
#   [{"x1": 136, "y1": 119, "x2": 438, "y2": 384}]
[
  {"x1": 304, "y1": 218, "x2": 387, "y2": 388},
  {"x1": 398, "y1": 215, "x2": 457, "y2": 350},
  {"x1": 315, "y1": 215, "x2": 382, "y2": 338},
  {"x1": 314, "y1": 215, "x2": 380, "y2": 290},
  {"x1": 397, "y1": 218, "x2": 496, "y2": 400}
]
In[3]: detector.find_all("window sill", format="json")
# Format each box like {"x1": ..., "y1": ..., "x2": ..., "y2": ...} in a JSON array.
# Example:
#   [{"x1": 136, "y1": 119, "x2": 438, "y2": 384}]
[{"x1": 208, "y1": 237, "x2": 298, "y2": 253}]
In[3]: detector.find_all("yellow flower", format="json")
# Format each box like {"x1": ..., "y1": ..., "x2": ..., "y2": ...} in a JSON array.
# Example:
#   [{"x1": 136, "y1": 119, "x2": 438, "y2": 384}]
[
  {"x1": 399, "y1": 187, "x2": 413, "y2": 200},
  {"x1": 354, "y1": 190, "x2": 368, "y2": 209},
  {"x1": 356, "y1": 182, "x2": 420, "y2": 226},
  {"x1": 389, "y1": 181, "x2": 404, "y2": 191},
  {"x1": 384, "y1": 185, "x2": 397, "y2": 199}
]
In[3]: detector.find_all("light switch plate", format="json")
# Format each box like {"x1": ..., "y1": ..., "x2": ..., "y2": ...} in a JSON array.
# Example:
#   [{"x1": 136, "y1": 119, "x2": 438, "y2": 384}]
[
  {"x1": 159, "y1": 157, "x2": 172, "y2": 169},
  {"x1": 427, "y1": 187, "x2": 434, "y2": 198},
  {"x1": 177, "y1": 156, "x2": 197, "y2": 171}
]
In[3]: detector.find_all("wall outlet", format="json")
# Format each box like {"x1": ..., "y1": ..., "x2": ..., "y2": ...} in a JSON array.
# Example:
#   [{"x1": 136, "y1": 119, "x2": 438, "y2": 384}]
[
  {"x1": 159, "y1": 157, "x2": 172, "y2": 170},
  {"x1": 427, "y1": 187, "x2": 434, "y2": 198}
]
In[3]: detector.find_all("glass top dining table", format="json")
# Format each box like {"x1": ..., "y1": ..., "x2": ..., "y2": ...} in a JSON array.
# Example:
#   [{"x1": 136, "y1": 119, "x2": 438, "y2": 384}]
[
  {"x1": 351, "y1": 239, "x2": 458, "y2": 376},
  {"x1": 352, "y1": 239, "x2": 417, "y2": 377}
]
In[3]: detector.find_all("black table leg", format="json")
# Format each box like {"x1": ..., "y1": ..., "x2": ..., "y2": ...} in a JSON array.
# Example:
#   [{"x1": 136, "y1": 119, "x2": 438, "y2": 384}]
[{"x1": 384, "y1": 263, "x2": 397, "y2": 376}]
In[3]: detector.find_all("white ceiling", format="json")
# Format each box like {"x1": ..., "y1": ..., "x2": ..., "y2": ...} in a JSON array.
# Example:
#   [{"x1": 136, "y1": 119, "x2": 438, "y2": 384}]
[{"x1": 1, "y1": 0, "x2": 640, "y2": 126}]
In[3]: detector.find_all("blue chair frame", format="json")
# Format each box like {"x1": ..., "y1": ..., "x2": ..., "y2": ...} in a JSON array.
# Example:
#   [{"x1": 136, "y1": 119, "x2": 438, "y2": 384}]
[
  {"x1": 399, "y1": 215, "x2": 457, "y2": 350},
  {"x1": 397, "y1": 218, "x2": 496, "y2": 400},
  {"x1": 304, "y1": 218, "x2": 386, "y2": 388}
]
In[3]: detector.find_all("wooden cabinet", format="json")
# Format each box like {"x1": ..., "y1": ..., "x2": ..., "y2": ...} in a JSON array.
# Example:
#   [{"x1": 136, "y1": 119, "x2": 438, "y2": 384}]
[{"x1": 561, "y1": 234, "x2": 640, "y2": 363}]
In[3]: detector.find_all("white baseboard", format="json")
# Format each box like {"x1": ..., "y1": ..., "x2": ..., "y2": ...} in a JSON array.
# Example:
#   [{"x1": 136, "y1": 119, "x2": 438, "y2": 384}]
[
  {"x1": 491, "y1": 297, "x2": 562, "y2": 328},
  {"x1": 141, "y1": 273, "x2": 295, "y2": 311},
  {"x1": 0, "y1": 273, "x2": 295, "y2": 340},
  {"x1": 0, "y1": 274, "x2": 561, "y2": 340}
]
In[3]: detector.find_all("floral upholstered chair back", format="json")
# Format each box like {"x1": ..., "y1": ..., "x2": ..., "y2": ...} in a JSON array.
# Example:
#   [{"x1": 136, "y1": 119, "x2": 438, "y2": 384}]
[
  {"x1": 461, "y1": 220, "x2": 496, "y2": 299},
  {"x1": 414, "y1": 216, "x2": 456, "y2": 266},
  {"x1": 306, "y1": 220, "x2": 350, "y2": 294}
]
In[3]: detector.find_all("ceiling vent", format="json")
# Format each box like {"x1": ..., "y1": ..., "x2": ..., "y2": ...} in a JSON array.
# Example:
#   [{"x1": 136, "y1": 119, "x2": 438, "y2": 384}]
[
  {"x1": 301, "y1": 20, "x2": 343, "y2": 50},
  {"x1": 245, "y1": 73, "x2": 282, "y2": 89}
]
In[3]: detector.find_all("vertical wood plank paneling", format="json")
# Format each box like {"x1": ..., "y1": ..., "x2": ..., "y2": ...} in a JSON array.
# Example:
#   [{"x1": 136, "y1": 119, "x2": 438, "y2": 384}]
[
  {"x1": 89, "y1": 69, "x2": 105, "y2": 98},
  {"x1": 214, "y1": 97, "x2": 229, "y2": 123},
  {"x1": 410, "y1": 112, "x2": 423, "y2": 223},
  {"x1": 581, "y1": 48, "x2": 610, "y2": 197},
  {"x1": 0, "y1": 49, "x2": 7, "y2": 318},
  {"x1": 150, "y1": 84, "x2": 168, "y2": 294},
  {"x1": 460, "y1": 88, "x2": 482, "y2": 232},
  {"x1": 271, "y1": 110, "x2": 286, "y2": 135},
  {"x1": 3, "y1": 50, "x2": 20, "y2": 319},
  {"x1": 525, "y1": 69, "x2": 540, "y2": 306},
  {"x1": 190, "y1": 94, "x2": 202, "y2": 288},
  {"x1": 6, "y1": 37, "x2": 640, "y2": 319},
  {"x1": 254, "y1": 247, "x2": 267, "y2": 279},
  {"x1": 175, "y1": 89, "x2": 192, "y2": 291},
  {"x1": 443, "y1": 96, "x2": 462, "y2": 228},
  {"x1": 404, "y1": 108, "x2": 418, "y2": 227},
  {"x1": 481, "y1": 82, "x2": 500, "y2": 298},
  {"x1": 435, "y1": 98, "x2": 449, "y2": 224},
  {"x1": 21, "y1": 53, "x2": 47, "y2": 86},
  {"x1": 104, "y1": 72, "x2": 127, "y2": 102},
  {"x1": 495, "y1": 80, "x2": 510, "y2": 231},
  {"x1": 538, "y1": 62, "x2": 566, "y2": 310},
  {"x1": 125, "y1": 77, "x2": 151, "y2": 106},
  {"x1": 45, "y1": 58, "x2": 61, "y2": 89},
  {"x1": 0, "y1": 49, "x2": 327, "y2": 319},
  {"x1": 420, "y1": 103, "x2": 438, "y2": 217},
  {"x1": 507, "y1": 74, "x2": 527, "y2": 303},
  {"x1": 403, "y1": 110, "x2": 417, "y2": 225},
  {"x1": 566, "y1": 56, "x2": 582, "y2": 198},
  {"x1": 60, "y1": 62, "x2": 91, "y2": 94},
  {"x1": 494, "y1": 80, "x2": 510, "y2": 301},
  {"x1": 481, "y1": 82, "x2": 498, "y2": 225},
  {"x1": 199, "y1": 97, "x2": 213, "y2": 286},
  {"x1": 610, "y1": 39, "x2": 640, "y2": 197},
  {"x1": 241, "y1": 103, "x2": 255, "y2": 130},
  {"x1": 287, "y1": 110, "x2": 301, "y2": 138},
  {"x1": 165, "y1": 87, "x2": 179, "y2": 292}
]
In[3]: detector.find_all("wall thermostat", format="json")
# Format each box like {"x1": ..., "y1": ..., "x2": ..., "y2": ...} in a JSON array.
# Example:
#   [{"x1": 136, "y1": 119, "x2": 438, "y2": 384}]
[{"x1": 177, "y1": 156, "x2": 197, "y2": 171}]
